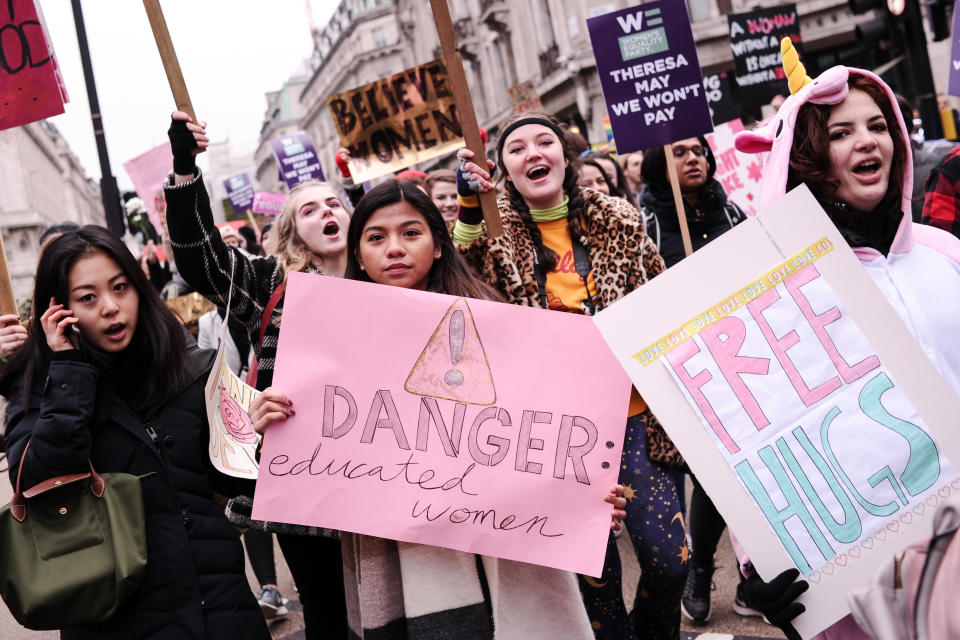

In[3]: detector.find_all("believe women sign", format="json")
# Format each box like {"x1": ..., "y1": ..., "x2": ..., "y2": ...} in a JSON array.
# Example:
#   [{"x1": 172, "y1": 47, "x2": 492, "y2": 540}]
[
  {"x1": 593, "y1": 186, "x2": 960, "y2": 639},
  {"x1": 252, "y1": 274, "x2": 631, "y2": 577}
]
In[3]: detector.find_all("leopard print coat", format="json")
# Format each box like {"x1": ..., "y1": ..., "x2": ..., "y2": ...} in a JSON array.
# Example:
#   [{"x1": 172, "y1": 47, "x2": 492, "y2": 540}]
[
  {"x1": 458, "y1": 188, "x2": 683, "y2": 466},
  {"x1": 457, "y1": 187, "x2": 666, "y2": 309}
]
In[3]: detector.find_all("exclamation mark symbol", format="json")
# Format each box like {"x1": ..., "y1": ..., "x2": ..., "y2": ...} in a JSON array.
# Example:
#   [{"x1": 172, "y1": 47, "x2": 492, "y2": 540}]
[{"x1": 444, "y1": 310, "x2": 465, "y2": 387}]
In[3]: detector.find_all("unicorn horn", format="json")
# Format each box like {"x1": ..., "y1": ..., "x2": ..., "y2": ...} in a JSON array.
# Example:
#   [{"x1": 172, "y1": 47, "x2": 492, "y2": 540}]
[{"x1": 781, "y1": 36, "x2": 811, "y2": 94}]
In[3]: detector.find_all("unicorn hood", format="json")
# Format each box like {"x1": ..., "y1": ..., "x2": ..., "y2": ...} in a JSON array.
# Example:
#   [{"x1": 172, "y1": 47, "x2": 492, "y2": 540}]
[{"x1": 734, "y1": 39, "x2": 913, "y2": 221}]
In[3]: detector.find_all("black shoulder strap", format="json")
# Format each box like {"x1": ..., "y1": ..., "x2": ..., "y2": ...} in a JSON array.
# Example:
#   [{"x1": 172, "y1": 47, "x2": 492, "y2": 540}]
[{"x1": 533, "y1": 235, "x2": 597, "y2": 315}]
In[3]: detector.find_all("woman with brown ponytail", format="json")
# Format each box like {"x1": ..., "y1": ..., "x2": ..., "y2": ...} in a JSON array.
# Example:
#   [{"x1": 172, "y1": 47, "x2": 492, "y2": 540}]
[{"x1": 455, "y1": 112, "x2": 688, "y2": 640}]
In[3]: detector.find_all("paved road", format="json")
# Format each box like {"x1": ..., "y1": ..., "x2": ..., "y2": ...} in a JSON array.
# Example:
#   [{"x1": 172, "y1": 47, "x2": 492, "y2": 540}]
[{"x1": 0, "y1": 463, "x2": 782, "y2": 640}]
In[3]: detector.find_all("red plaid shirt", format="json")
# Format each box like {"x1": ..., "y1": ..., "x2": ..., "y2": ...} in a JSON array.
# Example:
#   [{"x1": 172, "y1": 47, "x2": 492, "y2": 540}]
[{"x1": 922, "y1": 143, "x2": 960, "y2": 238}]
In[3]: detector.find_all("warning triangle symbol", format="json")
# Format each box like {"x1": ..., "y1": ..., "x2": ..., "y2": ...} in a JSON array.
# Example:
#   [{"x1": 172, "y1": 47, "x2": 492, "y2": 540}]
[{"x1": 405, "y1": 298, "x2": 496, "y2": 405}]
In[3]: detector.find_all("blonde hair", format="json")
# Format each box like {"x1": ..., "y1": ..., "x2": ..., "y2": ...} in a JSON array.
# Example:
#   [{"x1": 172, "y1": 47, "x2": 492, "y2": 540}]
[{"x1": 272, "y1": 180, "x2": 347, "y2": 278}]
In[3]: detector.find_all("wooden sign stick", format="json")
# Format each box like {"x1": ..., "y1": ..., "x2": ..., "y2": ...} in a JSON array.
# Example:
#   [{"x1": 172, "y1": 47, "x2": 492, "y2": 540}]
[
  {"x1": 429, "y1": 0, "x2": 502, "y2": 237},
  {"x1": 664, "y1": 143, "x2": 694, "y2": 257},
  {"x1": 142, "y1": 0, "x2": 204, "y2": 154},
  {"x1": 0, "y1": 233, "x2": 17, "y2": 316}
]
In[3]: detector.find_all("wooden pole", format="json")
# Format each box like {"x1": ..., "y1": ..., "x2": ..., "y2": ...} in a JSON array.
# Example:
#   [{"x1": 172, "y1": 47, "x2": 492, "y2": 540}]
[
  {"x1": 142, "y1": 0, "x2": 204, "y2": 154},
  {"x1": 244, "y1": 210, "x2": 260, "y2": 236},
  {"x1": 664, "y1": 143, "x2": 693, "y2": 257},
  {"x1": 0, "y1": 233, "x2": 17, "y2": 316},
  {"x1": 429, "y1": 0, "x2": 502, "y2": 237}
]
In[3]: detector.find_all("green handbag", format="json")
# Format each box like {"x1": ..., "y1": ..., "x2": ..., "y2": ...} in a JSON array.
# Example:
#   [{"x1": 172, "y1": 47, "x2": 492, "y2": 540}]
[{"x1": 0, "y1": 441, "x2": 148, "y2": 630}]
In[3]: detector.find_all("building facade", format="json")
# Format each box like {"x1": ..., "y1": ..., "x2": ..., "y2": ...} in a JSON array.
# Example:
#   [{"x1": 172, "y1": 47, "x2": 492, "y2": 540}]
[
  {"x1": 0, "y1": 120, "x2": 105, "y2": 301},
  {"x1": 265, "y1": 0, "x2": 951, "y2": 185}
]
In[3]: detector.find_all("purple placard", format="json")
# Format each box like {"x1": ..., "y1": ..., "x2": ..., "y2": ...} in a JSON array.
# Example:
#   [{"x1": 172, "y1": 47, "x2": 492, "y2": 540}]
[
  {"x1": 252, "y1": 191, "x2": 286, "y2": 216},
  {"x1": 269, "y1": 131, "x2": 325, "y2": 190},
  {"x1": 223, "y1": 172, "x2": 255, "y2": 214},
  {"x1": 587, "y1": 1, "x2": 712, "y2": 153},
  {"x1": 949, "y1": 1, "x2": 960, "y2": 97}
]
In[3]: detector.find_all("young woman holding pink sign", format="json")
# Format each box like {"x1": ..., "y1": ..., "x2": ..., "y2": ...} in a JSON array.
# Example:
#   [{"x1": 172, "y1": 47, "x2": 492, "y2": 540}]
[
  {"x1": 455, "y1": 112, "x2": 686, "y2": 640},
  {"x1": 727, "y1": 41, "x2": 960, "y2": 640},
  {"x1": 250, "y1": 180, "x2": 627, "y2": 639},
  {"x1": 165, "y1": 111, "x2": 351, "y2": 639}
]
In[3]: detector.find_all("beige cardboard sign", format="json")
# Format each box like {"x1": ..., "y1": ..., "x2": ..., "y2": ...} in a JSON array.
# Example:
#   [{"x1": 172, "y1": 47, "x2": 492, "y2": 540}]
[
  {"x1": 593, "y1": 186, "x2": 960, "y2": 639},
  {"x1": 507, "y1": 80, "x2": 543, "y2": 113},
  {"x1": 328, "y1": 59, "x2": 463, "y2": 183}
]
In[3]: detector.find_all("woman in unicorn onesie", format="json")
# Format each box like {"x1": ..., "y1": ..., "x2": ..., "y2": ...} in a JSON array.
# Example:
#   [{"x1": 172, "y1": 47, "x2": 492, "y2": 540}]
[{"x1": 729, "y1": 39, "x2": 960, "y2": 640}]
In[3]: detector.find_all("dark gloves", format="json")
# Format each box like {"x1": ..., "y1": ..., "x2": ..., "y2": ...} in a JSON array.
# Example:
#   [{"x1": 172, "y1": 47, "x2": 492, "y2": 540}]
[
  {"x1": 740, "y1": 567, "x2": 808, "y2": 640},
  {"x1": 455, "y1": 153, "x2": 483, "y2": 225},
  {"x1": 167, "y1": 117, "x2": 198, "y2": 176}
]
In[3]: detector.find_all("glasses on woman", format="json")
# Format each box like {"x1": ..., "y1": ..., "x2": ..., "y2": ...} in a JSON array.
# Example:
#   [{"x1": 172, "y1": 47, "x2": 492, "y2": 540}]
[{"x1": 672, "y1": 145, "x2": 705, "y2": 158}]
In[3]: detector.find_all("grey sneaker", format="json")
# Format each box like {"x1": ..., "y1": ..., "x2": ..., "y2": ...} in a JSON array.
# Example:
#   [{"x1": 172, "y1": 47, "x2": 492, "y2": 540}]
[
  {"x1": 681, "y1": 565, "x2": 714, "y2": 623},
  {"x1": 258, "y1": 585, "x2": 289, "y2": 619}
]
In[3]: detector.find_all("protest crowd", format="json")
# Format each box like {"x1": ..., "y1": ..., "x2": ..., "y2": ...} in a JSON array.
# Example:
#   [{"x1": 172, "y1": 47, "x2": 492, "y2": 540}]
[{"x1": 3, "y1": 2, "x2": 960, "y2": 640}]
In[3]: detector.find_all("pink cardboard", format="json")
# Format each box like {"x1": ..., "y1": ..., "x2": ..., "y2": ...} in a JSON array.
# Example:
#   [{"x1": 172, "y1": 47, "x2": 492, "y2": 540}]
[
  {"x1": 0, "y1": 0, "x2": 66, "y2": 131},
  {"x1": 252, "y1": 191, "x2": 286, "y2": 216},
  {"x1": 252, "y1": 272, "x2": 632, "y2": 576},
  {"x1": 123, "y1": 142, "x2": 174, "y2": 233}
]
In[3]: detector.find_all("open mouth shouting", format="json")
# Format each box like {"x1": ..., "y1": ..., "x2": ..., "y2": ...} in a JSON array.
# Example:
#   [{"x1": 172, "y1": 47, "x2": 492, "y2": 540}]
[
  {"x1": 851, "y1": 157, "x2": 882, "y2": 182},
  {"x1": 104, "y1": 322, "x2": 127, "y2": 342},
  {"x1": 527, "y1": 165, "x2": 551, "y2": 182},
  {"x1": 323, "y1": 220, "x2": 341, "y2": 238}
]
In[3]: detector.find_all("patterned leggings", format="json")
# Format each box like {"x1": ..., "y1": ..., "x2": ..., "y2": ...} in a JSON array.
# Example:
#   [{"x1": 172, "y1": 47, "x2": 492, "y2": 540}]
[{"x1": 579, "y1": 413, "x2": 688, "y2": 640}]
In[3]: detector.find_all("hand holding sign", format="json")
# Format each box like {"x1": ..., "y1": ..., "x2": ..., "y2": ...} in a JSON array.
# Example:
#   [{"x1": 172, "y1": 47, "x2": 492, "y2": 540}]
[{"x1": 168, "y1": 112, "x2": 209, "y2": 176}]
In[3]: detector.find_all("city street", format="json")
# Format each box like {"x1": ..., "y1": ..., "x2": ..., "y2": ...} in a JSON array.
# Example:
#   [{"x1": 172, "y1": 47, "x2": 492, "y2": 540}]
[{"x1": 0, "y1": 464, "x2": 783, "y2": 640}]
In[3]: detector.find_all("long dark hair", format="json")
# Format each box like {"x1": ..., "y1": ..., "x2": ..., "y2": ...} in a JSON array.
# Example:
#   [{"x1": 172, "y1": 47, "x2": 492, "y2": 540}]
[
  {"x1": 787, "y1": 74, "x2": 908, "y2": 211},
  {"x1": 496, "y1": 111, "x2": 585, "y2": 273},
  {"x1": 345, "y1": 181, "x2": 503, "y2": 302},
  {"x1": 577, "y1": 157, "x2": 626, "y2": 201},
  {"x1": 0, "y1": 226, "x2": 190, "y2": 416},
  {"x1": 584, "y1": 151, "x2": 633, "y2": 202}
]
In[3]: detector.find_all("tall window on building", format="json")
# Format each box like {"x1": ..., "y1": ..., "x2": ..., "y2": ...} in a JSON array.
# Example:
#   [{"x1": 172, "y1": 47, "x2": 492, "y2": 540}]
[
  {"x1": 372, "y1": 26, "x2": 387, "y2": 47},
  {"x1": 687, "y1": 0, "x2": 717, "y2": 21}
]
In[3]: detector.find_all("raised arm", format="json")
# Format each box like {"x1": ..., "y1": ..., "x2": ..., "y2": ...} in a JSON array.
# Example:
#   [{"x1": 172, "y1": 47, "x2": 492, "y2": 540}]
[{"x1": 163, "y1": 113, "x2": 283, "y2": 341}]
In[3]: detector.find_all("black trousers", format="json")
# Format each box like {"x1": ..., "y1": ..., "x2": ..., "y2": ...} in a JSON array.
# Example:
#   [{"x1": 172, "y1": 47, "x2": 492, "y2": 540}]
[
  {"x1": 277, "y1": 533, "x2": 348, "y2": 640},
  {"x1": 243, "y1": 529, "x2": 276, "y2": 587}
]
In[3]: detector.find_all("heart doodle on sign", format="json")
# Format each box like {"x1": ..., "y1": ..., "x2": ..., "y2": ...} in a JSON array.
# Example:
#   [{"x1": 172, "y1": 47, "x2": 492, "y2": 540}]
[
  {"x1": 835, "y1": 554, "x2": 848, "y2": 567},
  {"x1": 888, "y1": 520, "x2": 900, "y2": 533},
  {"x1": 939, "y1": 486, "x2": 952, "y2": 499},
  {"x1": 952, "y1": 478, "x2": 960, "y2": 491},
  {"x1": 807, "y1": 571, "x2": 822, "y2": 584},
  {"x1": 849, "y1": 546, "x2": 861, "y2": 559},
  {"x1": 901, "y1": 512, "x2": 913, "y2": 525},
  {"x1": 927, "y1": 495, "x2": 940, "y2": 508},
  {"x1": 862, "y1": 537, "x2": 875, "y2": 549},
  {"x1": 875, "y1": 529, "x2": 887, "y2": 541},
  {"x1": 822, "y1": 563, "x2": 835, "y2": 575},
  {"x1": 913, "y1": 503, "x2": 925, "y2": 516}
]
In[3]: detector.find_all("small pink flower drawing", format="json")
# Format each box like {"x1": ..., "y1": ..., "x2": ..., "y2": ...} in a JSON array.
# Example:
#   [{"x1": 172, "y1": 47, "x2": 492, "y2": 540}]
[{"x1": 220, "y1": 382, "x2": 258, "y2": 445}]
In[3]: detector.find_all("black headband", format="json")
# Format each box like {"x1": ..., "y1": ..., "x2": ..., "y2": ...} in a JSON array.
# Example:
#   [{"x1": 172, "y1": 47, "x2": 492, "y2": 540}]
[{"x1": 496, "y1": 117, "x2": 568, "y2": 160}]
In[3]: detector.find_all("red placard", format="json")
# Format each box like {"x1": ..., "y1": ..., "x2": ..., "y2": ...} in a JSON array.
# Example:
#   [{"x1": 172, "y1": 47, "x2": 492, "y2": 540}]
[{"x1": 1, "y1": 0, "x2": 67, "y2": 131}]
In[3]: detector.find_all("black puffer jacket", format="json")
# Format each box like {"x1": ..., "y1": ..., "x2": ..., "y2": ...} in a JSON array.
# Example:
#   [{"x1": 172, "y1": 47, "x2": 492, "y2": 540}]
[
  {"x1": 639, "y1": 135, "x2": 746, "y2": 268},
  {"x1": 4, "y1": 344, "x2": 269, "y2": 640}
]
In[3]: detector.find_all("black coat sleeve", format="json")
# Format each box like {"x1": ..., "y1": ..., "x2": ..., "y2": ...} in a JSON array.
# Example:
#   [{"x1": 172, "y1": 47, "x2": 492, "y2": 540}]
[{"x1": 5, "y1": 358, "x2": 100, "y2": 489}]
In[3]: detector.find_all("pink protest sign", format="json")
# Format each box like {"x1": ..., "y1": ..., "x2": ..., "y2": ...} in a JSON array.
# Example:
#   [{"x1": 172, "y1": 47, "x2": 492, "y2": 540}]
[
  {"x1": 253, "y1": 273, "x2": 631, "y2": 576},
  {"x1": 704, "y1": 119, "x2": 761, "y2": 217},
  {"x1": 123, "y1": 142, "x2": 173, "y2": 232},
  {"x1": 252, "y1": 191, "x2": 285, "y2": 216},
  {"x1": 0, "y1": 0, "x2": 67, "y2": 131}
]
